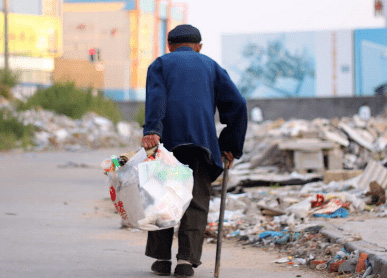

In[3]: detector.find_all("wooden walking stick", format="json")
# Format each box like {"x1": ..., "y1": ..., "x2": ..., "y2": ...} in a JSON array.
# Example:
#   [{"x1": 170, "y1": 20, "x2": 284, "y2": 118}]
[{"x1": 214, "y1": 159, "x2": 230, "y2": 278}]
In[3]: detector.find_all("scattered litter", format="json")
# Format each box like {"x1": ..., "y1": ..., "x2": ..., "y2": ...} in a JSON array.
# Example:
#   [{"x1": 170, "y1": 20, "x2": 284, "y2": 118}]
[
  {"x1": 314, "y1": 208, "x2": 349, "y2": 218},
  {"x1": 273, "y1": 257, "x2": 290, "y2": 264}
]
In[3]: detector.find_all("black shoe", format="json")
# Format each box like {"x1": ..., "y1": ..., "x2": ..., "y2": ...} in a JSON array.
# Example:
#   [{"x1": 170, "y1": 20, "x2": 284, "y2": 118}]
[
  {"x1": 174, "y1": 264, "x2": 194, "y2": 277},
  {"x1": 151, "y1": 260, "x2": 172, "y2": 276}
]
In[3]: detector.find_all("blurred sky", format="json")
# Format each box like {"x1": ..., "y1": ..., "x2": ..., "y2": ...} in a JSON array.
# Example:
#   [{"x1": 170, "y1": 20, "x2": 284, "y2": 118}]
[
  {"x1": 0, "y1": 0, "x2": 41, "y2": 16},
  {"x1": 181, "y1": 0, "x2": 385, "y2": 64}
]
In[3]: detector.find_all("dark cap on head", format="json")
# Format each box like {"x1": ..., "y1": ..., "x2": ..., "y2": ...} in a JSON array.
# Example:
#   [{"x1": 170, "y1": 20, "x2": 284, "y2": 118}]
[{"x1": 168, "y1": 24, "x2": 201, "y2": 44}]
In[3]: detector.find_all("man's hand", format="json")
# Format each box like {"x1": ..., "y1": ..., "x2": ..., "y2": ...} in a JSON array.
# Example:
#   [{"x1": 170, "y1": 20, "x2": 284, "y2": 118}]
[
  {"x1": 142, "y1": 134, "x2": 160, "y2": 150},
  {"x1": 222, "y1": 151, "x2": 234, "y2": 169}
]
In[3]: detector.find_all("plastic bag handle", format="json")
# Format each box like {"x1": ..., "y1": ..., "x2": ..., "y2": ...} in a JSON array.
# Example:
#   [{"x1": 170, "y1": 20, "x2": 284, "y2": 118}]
[{"x1": 145, "y1": 145, "x2": 159, "y2": 158}]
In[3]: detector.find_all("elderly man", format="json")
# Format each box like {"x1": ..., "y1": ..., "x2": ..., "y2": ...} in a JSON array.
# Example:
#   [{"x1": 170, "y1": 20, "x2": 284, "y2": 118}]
[{"x1": 142, "y1": 24, "x2": 247, "y2": 277}]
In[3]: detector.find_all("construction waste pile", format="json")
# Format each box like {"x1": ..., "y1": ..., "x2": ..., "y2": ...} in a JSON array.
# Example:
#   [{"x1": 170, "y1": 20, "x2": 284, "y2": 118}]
[
  {"x1": 0, "y1": 100, "x2": 142, "y2": 152},
  {"x1": 208, "y1": 114, "x2": 387, "y2": 277},
  {"x1": 20, "y1": 109, "x2": 142, "y2": 151}
]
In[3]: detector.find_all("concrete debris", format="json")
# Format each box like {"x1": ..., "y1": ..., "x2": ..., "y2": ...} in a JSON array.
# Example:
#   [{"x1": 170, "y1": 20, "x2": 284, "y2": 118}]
[
  {"x1": 1, "y1": 102, "x2": 142, "y2": 151},
  {"x1": 323, "y1": 169, "x2": 363, "y2": 184},
  {"x1": 229, "y1": 113, "x2": 387, "y2": 188},
  {"x1": 206, "y1": 153, "x2": 386, "y2": 276},
  {"x1": 210, "y1": 120, "x2": 386, "y2": 277},
  {"x1": 339, "y1": 122, "x2": 375, "y2": 151},
  {"x1": 353, "y1": 160, "x2": 387, "y2": 190}
]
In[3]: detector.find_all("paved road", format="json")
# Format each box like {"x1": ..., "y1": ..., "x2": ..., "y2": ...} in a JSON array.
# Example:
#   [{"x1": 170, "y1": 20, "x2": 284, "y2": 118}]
[{"x1": 0, "y1": 149, "x2": 327, "y2": 278}]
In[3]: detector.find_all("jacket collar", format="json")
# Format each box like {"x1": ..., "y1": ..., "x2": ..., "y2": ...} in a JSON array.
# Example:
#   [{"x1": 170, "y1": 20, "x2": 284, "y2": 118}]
[{"x1": 175, "y1": 46, "x2": 194, "y2": 52}]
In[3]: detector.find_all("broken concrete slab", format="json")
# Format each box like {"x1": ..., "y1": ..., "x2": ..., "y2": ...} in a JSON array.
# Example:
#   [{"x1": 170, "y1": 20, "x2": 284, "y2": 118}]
[
  {"x1": 327, "y1": 147, "x2": 344, "y2": 170},
  {"x1": 294, "y1": 150, "x2": 324, "y2": 172},
  {"x1": 278, "y1": 138, "x2": 335, "y2": 152},
  {"x1": 339, "y1": 122, "x2": 375, "y2": 151},
  {"x1": 323, "y1": 169, "x2": 363, "y2": 184},
  {"x1": 320, "y1": 126, "x2": 350, "y2": 147},
  {"x1": 351, "y1": 160, "x2": 387, "y2": 190},
  {"x1": 228, "y1": 170, "x2": 322, "y2": 188}
]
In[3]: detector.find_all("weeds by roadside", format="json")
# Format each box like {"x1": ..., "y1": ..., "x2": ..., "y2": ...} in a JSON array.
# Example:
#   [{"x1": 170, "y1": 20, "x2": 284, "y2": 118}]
[
  {"x1": 0, "y1": 69, "x2": 19, "y2": 100},
  {"x1": 0, "y1": 109, "x2": 35, "y2": 150},
  {"x1": 133, "y1": 103, "x2": 145, "y2": 127},
  {"x1": 16, "y1": 82, "x2": 123, "y2": 124}
]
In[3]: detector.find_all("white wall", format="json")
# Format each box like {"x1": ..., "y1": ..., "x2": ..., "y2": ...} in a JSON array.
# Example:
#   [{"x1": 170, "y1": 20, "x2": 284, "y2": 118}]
[
  {"x1": 0, "y1": 56, "x2": 54, "y2": 71},
  {"x1": 315, "y1": 30, "x2": 354, "y2": 97}
]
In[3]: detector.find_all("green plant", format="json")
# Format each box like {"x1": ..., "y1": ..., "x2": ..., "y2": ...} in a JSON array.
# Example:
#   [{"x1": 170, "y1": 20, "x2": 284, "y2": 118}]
[
  {"x1": 88, "y1": 90, "x2": 123, "y2": 124},
  {"x1": 0, "y1": 109, "x2": 35, "y2": 150},
  {"x1": 269, "y1": 182, "x2": 280, "y2": 188},
  {"x1": 133, "y1": 103, "x2": 145, "y2": 127},
  {"x1": 0, "y1": 69, "x2": 19, "y2": 99},
  {"x1": 19, "y1": 82, "x2": 123, "y2": 123}
]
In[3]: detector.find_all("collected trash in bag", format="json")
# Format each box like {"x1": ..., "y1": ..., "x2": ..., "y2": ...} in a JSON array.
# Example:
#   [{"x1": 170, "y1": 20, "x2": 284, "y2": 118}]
[{"x1": 102, "y1": 144, "x2": 194, "y2": 231}]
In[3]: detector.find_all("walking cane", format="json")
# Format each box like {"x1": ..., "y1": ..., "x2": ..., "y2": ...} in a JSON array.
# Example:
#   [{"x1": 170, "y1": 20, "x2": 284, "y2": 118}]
[{"x1": 214, "y1": 158, "x2": 230, "y2": 278}]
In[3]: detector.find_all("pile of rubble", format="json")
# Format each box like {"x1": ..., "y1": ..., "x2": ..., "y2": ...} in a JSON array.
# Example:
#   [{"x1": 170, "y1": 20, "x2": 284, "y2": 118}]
[
  {"x1": 0, "y1": 99, "x2": 142, "y2": 151},
  {"x1": 209, "y1": 113, "x2": 387, "y2": 277},
  {"x1": 19, "y1": 109, "x2": 142, "y2": 151},
  {"x1": 206, "y1": 171, "x2": 386, "y2": 276},
  {"x1": 224, "y1": 113, "x2": 387, "y2": 189}
]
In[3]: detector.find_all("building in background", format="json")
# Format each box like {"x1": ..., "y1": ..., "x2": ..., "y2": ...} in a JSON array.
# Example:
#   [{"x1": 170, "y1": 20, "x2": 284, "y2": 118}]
[
  {"x1": 355, "y1": 28, "x2": 387, "y2": 96},
  {"x1": 62, "y1": 0, "x2": 187, "y2": 101},
  {"x1": 53, "y1": 57, "x2": 104, "y2": 90},
  {"x1": 222, "y1": 30, "x2": 354, "y2": 99},
  {"x1": 0, "y1": 0, "x2": 63, "y2": 99},
  {"x1": 223, "y1": 28, "x2": 387, "y2": 99},
  {"x1": 222, "y1": 0, "x2": 387, "y2": 99}
]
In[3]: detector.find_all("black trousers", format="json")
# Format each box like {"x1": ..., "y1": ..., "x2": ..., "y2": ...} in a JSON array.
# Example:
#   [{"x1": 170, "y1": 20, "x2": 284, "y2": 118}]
[{"x1": 145, "y1": 147, "x2": 213, "y2": 267}]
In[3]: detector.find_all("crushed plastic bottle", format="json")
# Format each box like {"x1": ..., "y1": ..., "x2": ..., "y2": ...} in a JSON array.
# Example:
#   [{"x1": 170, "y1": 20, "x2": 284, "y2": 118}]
[
  {"x1": 101, "y1": 155, "x2": 128, "y2": 173},
  {"x1": 101, "y1": 158, "x2": 115, "y2": 173}
]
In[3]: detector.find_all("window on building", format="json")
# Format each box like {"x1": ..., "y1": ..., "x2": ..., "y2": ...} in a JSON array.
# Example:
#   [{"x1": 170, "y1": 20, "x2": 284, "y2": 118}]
[
  {"x1": 20, "y1": 70, "x2": 52, "y2": 84},
  {"x1": 159, "y1": 0, "x2": 168, "y2": 19},
  {"x1": 21, "y1": 71, "x2": 34, "y2": 83},
  {"x1": 171, "y1": 6, "x2": 184, "y2": 21},
  {"x1": 140, "y1": 0, "x2": 155, "y2": 13}
]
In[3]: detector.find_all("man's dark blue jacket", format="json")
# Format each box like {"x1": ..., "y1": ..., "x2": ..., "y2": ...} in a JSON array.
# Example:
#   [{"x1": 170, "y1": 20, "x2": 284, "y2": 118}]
[{"x1": 144, "y1": 46, "x2": 248, "y2": 181}]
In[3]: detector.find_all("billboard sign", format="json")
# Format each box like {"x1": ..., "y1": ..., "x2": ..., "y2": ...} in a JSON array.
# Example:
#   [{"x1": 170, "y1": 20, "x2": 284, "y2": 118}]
[
  {"x1": 0, "y1": 13, "x2": 62, "y2": 58},
  {"x1": 222, "y1": 30, "x2": 354, "y2": 99}
]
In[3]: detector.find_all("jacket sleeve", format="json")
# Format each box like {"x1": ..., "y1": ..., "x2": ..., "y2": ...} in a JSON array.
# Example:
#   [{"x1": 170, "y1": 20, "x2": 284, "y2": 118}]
[
  {"x1": 215, "y1": 65, "x2": 248, "y2": 159},
  {"x1": 143, "y1": 58, "x2": 167, "y2": 138}
]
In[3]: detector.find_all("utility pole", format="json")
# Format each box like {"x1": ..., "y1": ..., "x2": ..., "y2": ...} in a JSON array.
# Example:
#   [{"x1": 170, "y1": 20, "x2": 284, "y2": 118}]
[{"x1": 4, "y1": 0, "x2": 9, "y2": 70}]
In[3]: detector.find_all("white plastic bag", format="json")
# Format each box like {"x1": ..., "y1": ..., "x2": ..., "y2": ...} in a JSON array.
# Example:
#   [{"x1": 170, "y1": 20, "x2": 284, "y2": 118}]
[{"x1": 105, "y1": 144, "x2": 194, "y2": 231}]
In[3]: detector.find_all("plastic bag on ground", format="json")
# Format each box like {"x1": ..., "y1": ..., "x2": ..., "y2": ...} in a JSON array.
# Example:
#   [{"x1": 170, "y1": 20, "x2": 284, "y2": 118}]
[{"x1": 105, "y1": 144, "x2": 194, "y2": 231}]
